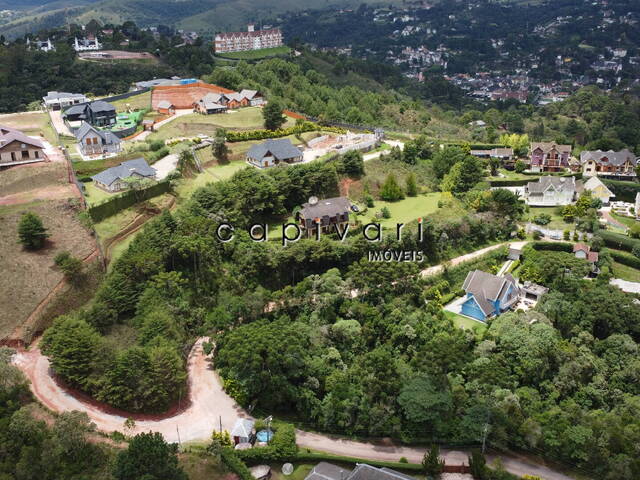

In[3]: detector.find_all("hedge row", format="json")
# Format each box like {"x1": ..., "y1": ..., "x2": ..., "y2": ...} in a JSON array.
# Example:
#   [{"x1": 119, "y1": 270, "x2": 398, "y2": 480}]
[
  {"x1": 529, "y1": 241, "x2": 574, "y2": 253},
  {"x1": 87, "y1": 180, "x2": 172, "y2": 222},
  {"x1": 610, "y1": 250, "x2": 640, "y2": 269},
  {"x1": 226, "y1": 122, "x2": 345, "y2": 142},
  {"x1": 220, "y1": 448, "x2": 253, "y2": 480},
  {"x1": 596, "y1": 230, "x2": 640, "y2": 253},
  {"x1": 489, "y1": 172, "x2": 581, "y2": 187},
  {"x1": 602, "y1": 179, "x2": 640, "y2": 203},
  {"x1": 236, "y1": 424, "x2": 298, "y2": 464}
]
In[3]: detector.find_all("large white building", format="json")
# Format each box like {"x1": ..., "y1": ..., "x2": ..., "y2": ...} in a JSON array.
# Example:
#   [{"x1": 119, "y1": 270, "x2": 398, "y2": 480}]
[
  {"x1": 214, "y1": 24, "x2": 283, "y2": 53},
  {"x1": 74, "y1": 37, "x2": 101, "y2": 52}
]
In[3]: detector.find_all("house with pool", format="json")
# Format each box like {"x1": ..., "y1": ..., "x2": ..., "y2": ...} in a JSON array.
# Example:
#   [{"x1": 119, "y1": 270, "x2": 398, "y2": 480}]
[{"x1": 460, "y1": 270, "x2": 521, "y2": 322}]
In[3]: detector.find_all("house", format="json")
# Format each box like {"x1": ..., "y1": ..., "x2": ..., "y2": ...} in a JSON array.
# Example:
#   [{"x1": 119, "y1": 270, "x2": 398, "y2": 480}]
[
  {"x1": 524, "y1": 176, "x2": 582, "y2": 206},
  {"x1": 529, "y1": 142, "x2": 572, "y2": 173},
  {"x1": 573, "y1": 243, "x2": 599, "y2": 263},
  {"x1": 214, "y1": 24, "x2": 283, "y2": 53},
  {"x1": 193, "y1": 94, "x2": 227, "y2": 115},
  {"x1": 42, "y1": 91, "x2": 89, "y2": 111},
  {"x1": 470, "y1": 148, "x2": 514, "y2": 161},
  {"x1": 636, "y1": 192, "x2": 640, "y2": 219},
  {"x1": 583, "y1": 176, "x2": 615, "y2": 205},
  {"x1": 64, "y1": 100, "x2": 117, "y2": 127},
  {"x1": 91, "y1": 158, "x2": 156, "y2": 192},
  {"x1": 75, "y1": 122, "x2": 122, "y2": 156},
  {"x1": 230, "y1": 418, "x2": 255, "y2": 445},
  {"x1": 573, "y1": 243, "x2": 600, "y2": 275},
  {"x1": 580, "y1": 149, "x2": 637, "y2": 179},
  {"x1": 224, "y1": 92, "x2": 250, "y2": 109},
  {"x1": 461, "y1": 270, "x2": 520, "y2": 321},
  {"x1": 156, "y1": 100, "x2": 176, "y2": 115},
  {"x1": 246, "y1": 139, "x2": 303, "y2": 168},
  {"x1": 305, "y1": 463, "x2": 416, "y2": 480},
  {"x1": 507, "y1": 247, "x2": 522, "y2": 261},
  {"x1": 28, "y1": 38, "x2": 55, "y2": 52},
  {"x1": 73, "y1": 36, "x2": 101, "y2": 52},
  {"x1": 297, "y1": 197, "x2": 351, "y2": 238},
  {"x1": 0, "y1": 125, "x2": 46, "y2": 166},
  {"x1": 240, "y1": 89, "x2": 265, "y2": 106}
]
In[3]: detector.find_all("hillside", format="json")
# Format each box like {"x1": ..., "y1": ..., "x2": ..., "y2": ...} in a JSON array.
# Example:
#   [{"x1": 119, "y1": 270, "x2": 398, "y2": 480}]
[{"x1": 0, "y1": 0, "x2": 400, "y2": 39}]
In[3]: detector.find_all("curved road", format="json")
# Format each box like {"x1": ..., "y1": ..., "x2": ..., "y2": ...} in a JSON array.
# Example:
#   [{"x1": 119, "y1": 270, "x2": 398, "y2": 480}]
[{"x1": 13, "y1": 337, "x2": 573, "y2": 480}]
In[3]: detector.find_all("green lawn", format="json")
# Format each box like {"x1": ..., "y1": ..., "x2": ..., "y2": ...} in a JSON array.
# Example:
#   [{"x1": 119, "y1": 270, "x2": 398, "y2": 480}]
[
  {"x1": 443, "y1": 310, "x2": 488, "y2": 332},
  {"x1": 612, "y1": 261, "x2": 640, "y2": 282},
  {"x1": 526, "y1": 206, "x2": 571, "y2": 231},
  {"x1": 146, "y1": 107, "x2": 296, "y2": 142},
  {"x1": 83, "y1": 182, "x2": 116, "y2": 206},
  {"x1": 366, "y1": 193, "x2": 443, "y2": 229},
  {"x1": 110, "y1": 91, "x2": 151, "y2": 112},
  {"x1": 174, "y1": 161, "x2": 249, "y2": 200},
  {"x1": 215, "y1": 46, "x2": 291, "y2": 60},
  {"x1": 0, "y1": 111, "x2": 58, "y2": 145}
]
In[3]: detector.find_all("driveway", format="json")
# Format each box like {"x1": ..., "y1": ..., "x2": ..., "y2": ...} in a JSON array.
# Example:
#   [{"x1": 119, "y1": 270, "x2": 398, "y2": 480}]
[
  {"x1": 153, "y1": 154, "x2": 179, "y2": 180},
  {"x1": 610, "y1": 278, "x2": 640, "y2": 293},
  {"x1": 48, "y1": 110, "x2": 72, "y2": 137}
]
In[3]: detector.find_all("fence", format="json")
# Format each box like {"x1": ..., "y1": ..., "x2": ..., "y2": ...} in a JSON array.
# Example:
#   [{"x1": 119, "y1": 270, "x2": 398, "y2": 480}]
[
  {"x1": 100, "y1": 87, "x2": 151, "y2": 104},
  {"x1": 87, "y1": 180, "x2": 172, "y2": 222}
]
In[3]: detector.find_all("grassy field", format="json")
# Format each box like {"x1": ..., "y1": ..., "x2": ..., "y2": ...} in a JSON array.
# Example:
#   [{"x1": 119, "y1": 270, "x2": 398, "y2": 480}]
[
  {"x1": 526, "y1": 206, "x2": 570, "y2": 231},
  {"x1": 366, "y1": 193, "x2": 443, "y2": 229},
  {"x1": 110, "y1": 91, "x2": 151, "y2": 113},
  {"x1": 443, "y1": 309, "x2": 488, "y2": 332},
  {"x1": 0, "y1": 200, "x2": 95, "y2": 340},
  {"x1": 83, "y1": 182, "x2": 116, "y2": 206},
  {"x1": 215, "y1": 45, "x2": 291, "y2": 60},
  {"x1": 145, "y1": 108, "x2": 296, "y2": 141},
  {"x1": 611, "y1": 212, "x2": 640, "y2": 230},
  {"x1": 612, "y1": 261, "x2": 640, "y2": 282},
  {"x1": 178, "y1": 451, "x2": 228, "y2": 480},
  {"x1": 174, "y1": 161, "x2": 249, "y2": 200},
  {"x1": 0, "y1": 111, "x2": 58, "y2": 145}
]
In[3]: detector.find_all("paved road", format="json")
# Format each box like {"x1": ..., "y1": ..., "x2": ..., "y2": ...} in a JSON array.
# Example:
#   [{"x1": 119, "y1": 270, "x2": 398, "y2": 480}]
[
  {"x1": 610, "y1": 278, "x2": 640, "y2": 293},
  {"x1": 48, "y1": 110, "x2": 72, "y2": 137}
]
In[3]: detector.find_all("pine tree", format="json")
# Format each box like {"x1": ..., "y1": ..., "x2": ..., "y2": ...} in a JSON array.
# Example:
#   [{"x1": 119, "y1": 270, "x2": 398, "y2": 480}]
[
  {"x1": 379, "y1": 174, "x2": 405, "y2": 201},
  {"x1": 406, "y1": 173, "x2": 418, "y2": 197},
  {"x1": 18, "y1": 212, "x2": 49, "y2": 249},
  {"x1": 263, "y1": 100, "x2": 286, "y2": 131},
  {"x1": 212, "y1": 128, "x2": 230, "y2": 163},
  {"x1": 422, "y1": 445, "x2": 445, "y2": 478}
]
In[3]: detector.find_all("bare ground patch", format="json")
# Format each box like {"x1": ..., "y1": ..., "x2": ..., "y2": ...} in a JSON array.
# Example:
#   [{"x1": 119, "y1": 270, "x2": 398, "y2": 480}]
[{"x1": 0, "y1": 200, "x2": 96, "y2": 341}]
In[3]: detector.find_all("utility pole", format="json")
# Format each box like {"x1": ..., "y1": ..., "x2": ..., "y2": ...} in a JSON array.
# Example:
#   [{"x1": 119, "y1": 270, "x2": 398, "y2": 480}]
[
  {"x1": 176, "y1": 425, "x2": 182, "y2": 447},
  {"x1": 220, "y1": 415, "x2": 223, "y2": 434},
  {"x1": 481, "y1": 423, "x2": 489, "y2": 454}
]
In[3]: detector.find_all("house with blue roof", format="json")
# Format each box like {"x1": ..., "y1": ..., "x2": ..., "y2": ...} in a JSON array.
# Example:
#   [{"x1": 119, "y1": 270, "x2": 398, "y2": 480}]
[
  {"x1": 91, "y1": 158, "x2": 156, "y2": 193},
  {"x1": 460, "y1": 270, "x2": 521, "y2": 321}
]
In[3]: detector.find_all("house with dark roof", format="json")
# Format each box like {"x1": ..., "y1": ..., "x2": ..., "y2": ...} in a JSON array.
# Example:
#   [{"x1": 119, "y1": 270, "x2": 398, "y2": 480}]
[
  {"x1": 246, "y1": 139, "x2": 303, "y2": 168},
  {"x1": 580, "y1": 149, "x2": 637, "y2": 179},
  {"x1": 529, "y1": 142, "x2": 572, "y2": 173},
  {"x1": 0, "y1": 125, "x2": 46, "y2": 166},
  {"x1": 75, "y1": 122, "x2": 121, "y2": 157},
  {"x1": 461, "y1": 270, "x2": 520, "y2": 321},
  {"x1": 297, "y1": 197, "x2": 351, "y2": 238},
  {"x1": 63, "y1": 100, "x2": 116, "y2": 127},
  {"x1": 305, "y1": 463, "x2": 415, "y2": 480},
  {"x1": 524, "y1": 176, "x2": 582, "y2": 206},
  {"x1": 239, "y1": 89, "x2": 264, "y2": 106},
  {"x1": 91, "y1": 158, "x2": 156, "y2": 192}
]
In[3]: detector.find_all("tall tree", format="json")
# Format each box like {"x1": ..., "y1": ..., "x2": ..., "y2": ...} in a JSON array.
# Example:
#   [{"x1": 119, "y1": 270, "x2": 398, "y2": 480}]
[
  {"x1": 379, "y1": 174, "x2": 405, "y2": 201},
  {"x1": 114, "y1": 432, "x2": 186, "y2": 480},
  {"x1": 263, "y1": 100, "x2": 286, "y2": 131},
  {"x1": 212, "y1": 128, "x2": 230, "y2": 163}
]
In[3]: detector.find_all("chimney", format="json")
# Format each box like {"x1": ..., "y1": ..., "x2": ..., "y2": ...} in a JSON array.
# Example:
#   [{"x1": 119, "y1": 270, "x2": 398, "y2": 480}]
[{"x1": 248, "y1": 24, "x2": 255, "y2": 32}]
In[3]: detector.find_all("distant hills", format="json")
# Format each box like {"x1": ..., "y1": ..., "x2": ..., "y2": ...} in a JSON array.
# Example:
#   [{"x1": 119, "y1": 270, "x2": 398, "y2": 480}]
[{"x1": 0, "y1": 0, "x2": 398, "y2": 39}]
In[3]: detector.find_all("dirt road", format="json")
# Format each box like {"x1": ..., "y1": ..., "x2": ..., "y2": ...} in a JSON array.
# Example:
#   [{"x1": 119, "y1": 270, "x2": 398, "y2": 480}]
[{"x1": 12, "y1": 338, "x2": 248, "y2": 443}]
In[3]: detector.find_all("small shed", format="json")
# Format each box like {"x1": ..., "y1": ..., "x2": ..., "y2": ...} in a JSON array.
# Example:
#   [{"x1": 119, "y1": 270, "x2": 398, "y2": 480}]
[
  {"x1": 508, "y1": 247, "x2": 522, "y2": 261},
  {"x1": 231, "y1": 418, "x2": 255, "y2": 445},
  {"x1": 157, "y1": 100, "x2": 175, "y2": 115}
]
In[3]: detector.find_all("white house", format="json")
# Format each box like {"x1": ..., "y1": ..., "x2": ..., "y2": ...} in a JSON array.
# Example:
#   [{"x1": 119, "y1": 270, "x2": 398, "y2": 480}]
[
  {"x1": 42, "y1": 91, "x2": 90, "y2": 111},
  {"x1": 583, "y1": 175, "x2": 615, "y2": 205},
  {"x1": 524, "y1": 176, "x2": 581, "y2": 206}
]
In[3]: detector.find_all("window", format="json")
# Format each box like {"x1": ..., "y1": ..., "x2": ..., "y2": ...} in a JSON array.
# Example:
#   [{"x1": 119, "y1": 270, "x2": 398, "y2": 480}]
[{"x1": 21, "y1": 150, "x2": 29, "y2": 159}]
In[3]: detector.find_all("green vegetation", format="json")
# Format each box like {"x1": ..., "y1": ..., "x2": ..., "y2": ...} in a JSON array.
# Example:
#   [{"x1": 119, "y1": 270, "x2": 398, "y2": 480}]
[{"x1": 17, "y1": 212, "x2": 49, "y2": 249}]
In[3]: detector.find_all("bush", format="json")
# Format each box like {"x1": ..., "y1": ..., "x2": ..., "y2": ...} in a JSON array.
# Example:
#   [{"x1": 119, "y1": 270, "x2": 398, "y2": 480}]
[
  {"x1": 532, "y1": 230, "x2": 542, "y2": 240},
  {"x1": 533, "y1": 213, "x2": 551, "y2": 225},
  {"x1": 530, "y1": 241, "x2": 573, "y2": 253},
  {"x1": 236, "y1": 423, "x2": 297, "y2": 463},
  {"x1": 226, "y1": 122, "x2": 344, "y2": 142},
  {"x1": 219, "y1": 448, "x2": 253, "y2": 480},
  {"x1": 597, "y1": 230, "x2": 640, "y2": 253},
  {"x1": 366, "y1": 195, "x2": 375, "y2": 208},
  {"x1": 148, "y1": 140, "x2": 165, "y2": 151},
  {"x1": 610, "y1": 250, "x2": 640, "y2": 269},
  {"x1": 381, "y1": 206, "x2": 391, "y2": 219},
  {"x1": 18, "y1": 212, "x2": 49, "y2": 249},
  {"x1": 54, "y1": 251, "x2": 83, "y2": 279}
]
